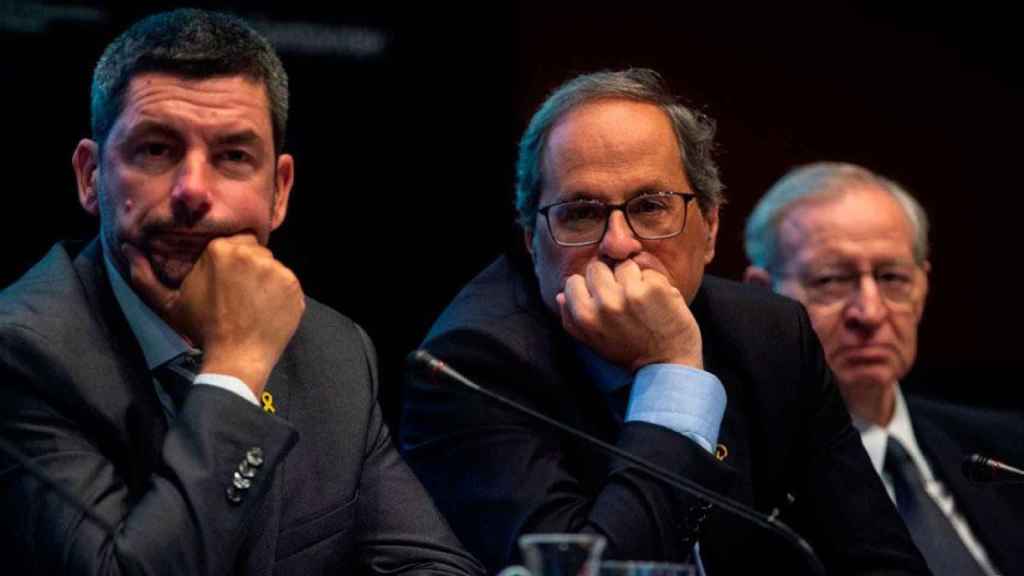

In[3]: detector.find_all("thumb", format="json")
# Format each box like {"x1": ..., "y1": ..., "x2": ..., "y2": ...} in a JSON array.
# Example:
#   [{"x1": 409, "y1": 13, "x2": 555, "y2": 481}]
[{"x1": 122, "y1": 243, "x2": 179, "y2": 316}]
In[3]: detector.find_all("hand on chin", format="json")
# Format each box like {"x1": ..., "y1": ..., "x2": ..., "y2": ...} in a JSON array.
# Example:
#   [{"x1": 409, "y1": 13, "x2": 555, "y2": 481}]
[{"x1": 146, "y1": 251, "x2": 197, "y2": 289}]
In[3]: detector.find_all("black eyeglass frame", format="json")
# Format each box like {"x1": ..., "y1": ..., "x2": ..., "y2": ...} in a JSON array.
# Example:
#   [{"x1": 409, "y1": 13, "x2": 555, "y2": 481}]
[{"x1": 536, "y1": 191, "x2": 698, "y2": 247}]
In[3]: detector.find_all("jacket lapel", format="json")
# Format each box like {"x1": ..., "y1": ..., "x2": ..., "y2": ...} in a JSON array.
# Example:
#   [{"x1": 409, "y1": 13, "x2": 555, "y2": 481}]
[
  {"x1": 71, "y1": 240, "x2": 169, "y2": 488},
  {"x1": 910, "y1": 407, "x2": 1023, "y2": 575}
]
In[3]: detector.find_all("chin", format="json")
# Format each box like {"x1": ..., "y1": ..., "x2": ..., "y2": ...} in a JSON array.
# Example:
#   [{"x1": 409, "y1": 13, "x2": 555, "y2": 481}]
[
  {"x1": 152, "y1": 258, "x2": 196, "y2": 289},
  {"x1": 836, "y1": 366, "x2": 899, "y2": 392}
]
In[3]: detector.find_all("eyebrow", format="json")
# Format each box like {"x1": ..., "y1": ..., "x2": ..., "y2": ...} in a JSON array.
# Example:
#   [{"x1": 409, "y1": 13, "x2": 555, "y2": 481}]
[
  {"x1": 121, "y1": 120, "x2": 179, "y2": 141},
  {"x1": 121, "y1": 121, "x2": 263, "y2": 149},
  {"x1": 211, "y1": 129, "x2": 263, "y2": 149}
]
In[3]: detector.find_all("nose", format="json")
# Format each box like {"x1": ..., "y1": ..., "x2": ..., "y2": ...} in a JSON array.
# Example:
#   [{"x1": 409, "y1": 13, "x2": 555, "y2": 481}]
[
  {"x1": 170, "y1": 153, "x2": 213, "y2": 226},
  {"x1": 598, "y1": 209, "x2": 643, "y2": 262},
  {"x1": 843, "y1": 275, "x2": 888, "y2": 331}
]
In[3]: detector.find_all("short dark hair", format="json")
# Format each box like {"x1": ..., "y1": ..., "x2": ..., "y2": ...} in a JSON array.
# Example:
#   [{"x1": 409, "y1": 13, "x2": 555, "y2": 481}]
[
  {"x1": 515, "y1": 68, "x2": 724, "y2": 231},
  {"x1": 90, "y1": 8, "x2": 289, "y2": 154}
]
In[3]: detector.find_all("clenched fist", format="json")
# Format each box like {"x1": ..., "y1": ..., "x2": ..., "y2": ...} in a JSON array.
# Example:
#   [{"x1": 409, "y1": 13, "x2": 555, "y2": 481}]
[
  {"x1": 557, "y1": 259, "x2": 703, "y2": 372},
  {"x1": 125, "y1": 234, "x2": 305, "y2": 396}
]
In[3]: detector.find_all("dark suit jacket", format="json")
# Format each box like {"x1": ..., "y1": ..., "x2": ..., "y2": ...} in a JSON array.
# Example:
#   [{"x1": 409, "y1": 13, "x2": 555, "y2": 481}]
[
  {"x1": 401, "y1": 256, "x2": 930, "y2": 575},
  {"x1": 906, "y1": 396, "x2": 1024, "y2": 575},
  {"x1": 0, "y1": 240, "x2": 482, "y2": 575}
]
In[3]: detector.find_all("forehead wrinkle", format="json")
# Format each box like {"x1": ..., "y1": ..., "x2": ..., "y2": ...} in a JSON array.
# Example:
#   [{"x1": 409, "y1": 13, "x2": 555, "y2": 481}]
[
  {"x1": 112, "y1": 76, "x2": 272, "y2": 156},
  {"x1": 543, "y1": 101, "x2": 685, "y2": 198},
  {"x1": 778, "y1": 193, "x2": 917, "y2": 273}
]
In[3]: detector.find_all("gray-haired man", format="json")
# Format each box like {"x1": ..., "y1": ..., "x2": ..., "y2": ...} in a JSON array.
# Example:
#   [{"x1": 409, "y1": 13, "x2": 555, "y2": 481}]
[
  {"x1": 402, "y1": 70, "x2": 929, "y2": 575},
  {"x1": 745, "y1": 162, "x2": 1023, "y2": 575}
]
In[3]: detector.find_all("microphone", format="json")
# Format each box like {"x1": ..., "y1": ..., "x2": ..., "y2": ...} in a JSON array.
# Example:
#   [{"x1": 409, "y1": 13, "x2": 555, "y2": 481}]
[
  {"x1": 409, "y1": 349, "x2": 825, "y2": 576},
  {"x1": 962, "y1": 453, "x2": 1024, "y2": 484}
]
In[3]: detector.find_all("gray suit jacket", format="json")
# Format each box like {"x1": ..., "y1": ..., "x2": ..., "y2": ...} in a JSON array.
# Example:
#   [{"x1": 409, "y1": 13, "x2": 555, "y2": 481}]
[{"x1": 0, "y1": 240, "x2": 482, "y2": 575}]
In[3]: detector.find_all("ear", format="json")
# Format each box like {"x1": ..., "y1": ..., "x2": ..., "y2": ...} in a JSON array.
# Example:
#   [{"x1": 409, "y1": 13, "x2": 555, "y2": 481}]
[
  {"x1": 917, "y1": 259, "x2": 931, "y2": 308},
  {"x1": 270, "y1": 153, "x2": 295, "y2": 230},
  {"x1": 701, "y1": 205, "x2": 720, "y2": 264},
  {"x1": 743, "y1": 265, "x2": 773, "y2": 287},
  {"x1": 72, "y1": 139, "x2": 100, "y2": 216},
  {"x1": 523, "y1": 228, "x2": 535, "y2": 258}
]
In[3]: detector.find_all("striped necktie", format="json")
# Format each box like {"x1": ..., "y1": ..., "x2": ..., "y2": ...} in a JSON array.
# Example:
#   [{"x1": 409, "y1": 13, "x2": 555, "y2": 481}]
[
  {"x1": 884, "y1": 436, "x2": 985, "y2": 575},
  {"x1": 153, "y1": 351, "x2": 202, "y2": 413}
]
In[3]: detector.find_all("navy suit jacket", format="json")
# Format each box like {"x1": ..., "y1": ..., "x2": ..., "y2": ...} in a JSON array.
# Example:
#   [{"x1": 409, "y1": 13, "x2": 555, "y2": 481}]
[
  {"x1": 906, "y1": 396, "x2": 1024, "y2": 575},
  {"x1": 0, "y1": 240, "x2": 482, "y2": 575},
  {"x1": 401, "y1": 256, "x2": 930, "y2": 575}
]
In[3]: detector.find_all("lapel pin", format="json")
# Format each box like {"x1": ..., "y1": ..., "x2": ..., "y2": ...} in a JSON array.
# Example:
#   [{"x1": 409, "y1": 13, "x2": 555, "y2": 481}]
[
  {"x1": 715, "y1": 443, "x2": 728, "y2": 461},
  {"x1": 261, "y1": 391, "x2": 276, "y2": 414}
]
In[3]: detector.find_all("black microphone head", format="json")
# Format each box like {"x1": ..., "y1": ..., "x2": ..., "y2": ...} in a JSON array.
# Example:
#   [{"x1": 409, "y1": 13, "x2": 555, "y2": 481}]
[
  {"x1": 963, "y1": 453, "x2": 1024, "y2": 483},
  {"x1": 407, "y1": 349, "x2": 437, "y2": 369},
  {"x1": 962, "y1": 454, "x2": 991, "y2": 482}
]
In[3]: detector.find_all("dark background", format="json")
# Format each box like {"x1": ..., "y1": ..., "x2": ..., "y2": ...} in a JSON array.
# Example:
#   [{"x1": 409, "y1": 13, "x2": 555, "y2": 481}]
[{"x1": 2, "y1": 2, "x2": 1019, "y2": 421}]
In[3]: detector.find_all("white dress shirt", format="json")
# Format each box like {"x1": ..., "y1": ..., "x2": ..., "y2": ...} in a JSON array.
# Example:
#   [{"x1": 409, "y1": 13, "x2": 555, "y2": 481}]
[{"x1": 854, "y1": 387, "x2": 1000, "y2": 576}]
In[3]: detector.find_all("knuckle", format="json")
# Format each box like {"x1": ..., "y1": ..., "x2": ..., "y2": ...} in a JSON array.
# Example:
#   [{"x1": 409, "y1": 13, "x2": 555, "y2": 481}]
[{"x1": 206, "y1": 237, "x2": 230, "y2": 255}]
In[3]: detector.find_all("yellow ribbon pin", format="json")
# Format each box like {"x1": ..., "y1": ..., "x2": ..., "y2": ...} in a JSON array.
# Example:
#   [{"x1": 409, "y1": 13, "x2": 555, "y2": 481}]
[{"x1": 261, "y1": 391, "x2": 276, "y2": 414}]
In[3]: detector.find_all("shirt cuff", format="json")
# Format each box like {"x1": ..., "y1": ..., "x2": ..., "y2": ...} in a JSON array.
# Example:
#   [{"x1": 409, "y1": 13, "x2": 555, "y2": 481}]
[
  {"x1": 194, "y1": 373, "x2": 260, "y2": 406},
  {"x1": 627, "y1": 364, "x2": 726, "y2": 453}
]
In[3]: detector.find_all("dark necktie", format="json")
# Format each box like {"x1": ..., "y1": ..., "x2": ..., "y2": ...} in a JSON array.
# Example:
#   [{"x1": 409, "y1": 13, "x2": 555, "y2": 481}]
[
  {"x1": 153, "y1": 352, "x2": 202, "y2": 413},
  {"x1": 609, "y1": 384, "x2": 632, "y2": 422},
  {"x1": 884, "y1": 436, "x2": 985, "y2": 575}
]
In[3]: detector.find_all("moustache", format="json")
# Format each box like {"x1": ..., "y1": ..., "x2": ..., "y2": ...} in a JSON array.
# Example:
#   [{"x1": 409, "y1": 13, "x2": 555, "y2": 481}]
[{"x1": 139, "y1": 222, "x2": 244, "y2": 255}]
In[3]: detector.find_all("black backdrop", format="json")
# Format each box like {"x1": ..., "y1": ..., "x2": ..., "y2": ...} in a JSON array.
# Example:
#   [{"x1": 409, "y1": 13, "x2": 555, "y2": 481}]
[{"x1": 2, "y1": 2, "x2": 1019, "y2": 423}]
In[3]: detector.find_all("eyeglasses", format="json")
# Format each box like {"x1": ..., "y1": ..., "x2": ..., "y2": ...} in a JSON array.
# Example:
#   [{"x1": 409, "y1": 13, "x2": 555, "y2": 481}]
[
  {"x1": 797, "y1": 267, "x2": 921, "y2": 307},
  {"x1": 537, "y1": 192, "x2": 697, "y2": 247}
]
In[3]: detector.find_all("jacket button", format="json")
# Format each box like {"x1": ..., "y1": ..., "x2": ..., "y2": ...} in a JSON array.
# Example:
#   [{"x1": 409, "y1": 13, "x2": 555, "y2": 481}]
[
  {"x1": 238, "y1": 460, "x2": 257, "y2": 479},
  {"x1": 246, "y1": 447, "x2": 264, "y2": 467},
  {"x1": 233, "y1": 471, "x2": 252, "y2": 490},
  {"x1": 226, "y1": 484, "x2": 244, "y2": 504}
]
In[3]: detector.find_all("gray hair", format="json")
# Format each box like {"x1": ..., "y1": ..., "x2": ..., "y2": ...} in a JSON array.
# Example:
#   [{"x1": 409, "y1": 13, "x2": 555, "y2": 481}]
[
  {"x1": 91, "y1": 8, "x2": 289, "y2": 155},
  {"x1": 515, "y1": 68, "x2": 724, "y2": 231},
  {"x1": 744, "y1": 162, "x2": 930, "y2": 272}
]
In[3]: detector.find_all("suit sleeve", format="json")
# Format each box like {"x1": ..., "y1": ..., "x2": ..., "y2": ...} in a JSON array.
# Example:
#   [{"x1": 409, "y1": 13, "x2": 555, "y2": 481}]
[
  {"x1": 352, "y1": 326, "x2": 485, "y2": 576},
  {"x1": 400, "y1": 325, "x2": 736, "y2": 574},
  {"x1": 0, "y1": 323, "x2": 299, "y2": 576}
]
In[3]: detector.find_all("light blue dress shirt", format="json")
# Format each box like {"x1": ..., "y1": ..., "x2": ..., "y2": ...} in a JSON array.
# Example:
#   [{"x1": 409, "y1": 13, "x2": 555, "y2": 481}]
[
  {"x1": 575, "y1": 344, "x2": 726, "y2": 452},
  {"x1": 575, "y1": 344, "x2": 726, "y2": 575}
]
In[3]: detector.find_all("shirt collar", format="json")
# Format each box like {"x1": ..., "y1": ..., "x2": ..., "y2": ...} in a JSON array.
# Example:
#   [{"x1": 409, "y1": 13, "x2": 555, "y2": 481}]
[
  {"x1": 853, "y1": 386, "x2": 929, "y2": 478},
  {"x1": 575, "y1": 343, "x2": 632, "y2": 395},
  {"x1": 102, "y1": 237, "x2": 192, "y2": 370}
]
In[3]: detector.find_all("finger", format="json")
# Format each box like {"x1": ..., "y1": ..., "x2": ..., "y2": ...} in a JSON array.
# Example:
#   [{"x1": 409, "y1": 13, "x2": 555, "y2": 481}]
[
  {"x1": 613, "y1": 259, "x2": 643, "y2": 287},
  {"x1": 208, "y1": 233, "x2": 272, "y2": 261},
  {"x1": 563, "y1": 274, "x2": 598, "y2": 328},
  {"x1": 123, "y1": 243, "x2": 179, "y2": 313},
  {"x1": 640, "y1": 267, "x2": 675, "y2": 292},
  {"x1": 556, "y1": 292, "x2": 583, "y2": 342},
  {"x1": 615, "y1": 260, "x2": 648, "y2": 306},
  {"x1": 219, "y1": 232, "x2": 260, "y2": 246},
  {"x1": 586, "y1": 260, "x2": 622, "y2": 310}
]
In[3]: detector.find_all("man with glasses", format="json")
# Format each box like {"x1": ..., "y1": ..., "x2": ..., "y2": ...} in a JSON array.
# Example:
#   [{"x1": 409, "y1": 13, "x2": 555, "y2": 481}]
[
  {"x1": 402, "y1": 70, "x2": 929, "y2": 574},
  {"x1": 745, "y1": 162, "x2": 1024, "y2": 575}
]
